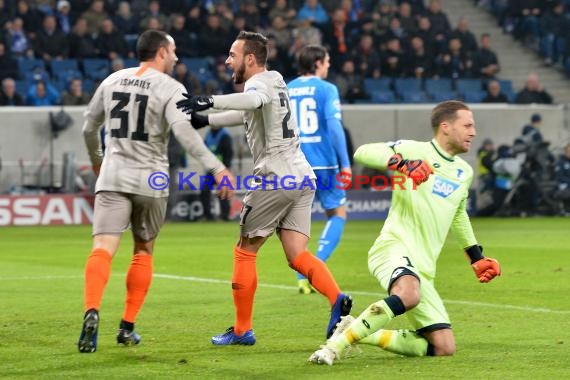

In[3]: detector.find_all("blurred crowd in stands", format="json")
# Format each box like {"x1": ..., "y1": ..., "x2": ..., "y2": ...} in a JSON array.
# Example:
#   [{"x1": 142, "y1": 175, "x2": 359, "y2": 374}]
[
  {"x1": 0, "y1": 0, "x2": 565, "y2": 106},
  {"x1": 478, "y1": 0, "x2": 570, "y2": 71}
]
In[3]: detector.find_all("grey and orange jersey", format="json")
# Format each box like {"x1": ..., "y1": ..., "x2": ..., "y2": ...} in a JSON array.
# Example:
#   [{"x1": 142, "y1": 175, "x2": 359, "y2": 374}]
[
  {"x1": 242, "y1": 71, "x2": 315, "y2": 184},
  {"x1": 83, "y1": 66, "x2": 224, "y2": 198}
]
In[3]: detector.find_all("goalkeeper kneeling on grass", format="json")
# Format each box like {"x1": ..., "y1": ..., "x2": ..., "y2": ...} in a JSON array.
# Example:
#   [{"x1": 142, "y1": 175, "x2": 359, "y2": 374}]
[{"x1": 309, "y1": 100, "x2": 501, "y2": 365}]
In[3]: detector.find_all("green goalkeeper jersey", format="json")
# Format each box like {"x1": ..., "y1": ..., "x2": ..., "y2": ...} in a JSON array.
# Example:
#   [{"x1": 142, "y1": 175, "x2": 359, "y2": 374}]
[{"x1": 354, "y1": 139, "x2": 477, "y2": 278}]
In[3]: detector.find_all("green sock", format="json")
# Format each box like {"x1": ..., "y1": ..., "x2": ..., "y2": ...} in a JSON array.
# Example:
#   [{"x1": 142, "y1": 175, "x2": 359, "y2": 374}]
[
  {"x1": 360, "y1": 329, "x2": 429, "y2": 357},
  {"x1": 329, "y1": 299, "x2": 395, "y2": 352}
]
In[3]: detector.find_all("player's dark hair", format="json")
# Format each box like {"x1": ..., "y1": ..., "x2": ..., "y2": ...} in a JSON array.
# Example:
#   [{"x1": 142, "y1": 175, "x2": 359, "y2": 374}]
[
  {"x1": 297, "y1": 45, "x2": 327, "y2": 75},
  {"x1": 431, "y1": 100, "x2": 470, "y2": 129},
  {"x1": 136, "y1": 29, "x2": 170, "y2": 62},
  {"x1": 236, "y1": 31, "x2": 268, "y2": 66}
]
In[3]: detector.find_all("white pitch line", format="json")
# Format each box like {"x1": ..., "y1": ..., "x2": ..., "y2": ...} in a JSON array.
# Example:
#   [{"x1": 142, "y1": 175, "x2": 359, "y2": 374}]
[
  {"x1": 154, "y1": 273, "x2": 570, "y2": 315},
  {"x1": 1, "y1": 273, "x2": 568, "y2": 315}
]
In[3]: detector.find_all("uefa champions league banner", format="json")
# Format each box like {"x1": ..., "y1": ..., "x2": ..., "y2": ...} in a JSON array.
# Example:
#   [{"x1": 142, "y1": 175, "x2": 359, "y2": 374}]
[
  {"x1": 166, "y1": 189, "x2": 476, "y2": 222},
  {"x1": 0, "y1": 191, "x2": 476, "y2": 225}
]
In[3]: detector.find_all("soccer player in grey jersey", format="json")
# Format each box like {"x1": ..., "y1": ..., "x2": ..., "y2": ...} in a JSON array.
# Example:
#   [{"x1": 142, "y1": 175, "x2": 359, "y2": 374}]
[
  {"x1": 176, "y1": 31, "x2": 352, "y2": 345},
  {"x1": 78, "y1": 30, "x2": 235, "y2": 353}
]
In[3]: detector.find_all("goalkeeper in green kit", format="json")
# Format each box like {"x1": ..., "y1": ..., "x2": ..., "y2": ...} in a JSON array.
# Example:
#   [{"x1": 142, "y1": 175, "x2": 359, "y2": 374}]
[{"x1": 309, "y1": 100, "x2": 501, "y2": 365}]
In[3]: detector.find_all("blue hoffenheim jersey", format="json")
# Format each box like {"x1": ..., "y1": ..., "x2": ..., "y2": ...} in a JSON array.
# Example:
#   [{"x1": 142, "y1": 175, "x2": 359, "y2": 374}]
[{"x1": 287, "y1": 76, "x2": 343, "y2": 170}]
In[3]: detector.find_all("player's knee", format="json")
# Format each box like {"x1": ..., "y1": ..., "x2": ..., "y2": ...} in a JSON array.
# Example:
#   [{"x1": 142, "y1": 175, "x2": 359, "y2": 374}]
[{"x1": 432, "y1": 341, "x2": 456, "y2": 356}]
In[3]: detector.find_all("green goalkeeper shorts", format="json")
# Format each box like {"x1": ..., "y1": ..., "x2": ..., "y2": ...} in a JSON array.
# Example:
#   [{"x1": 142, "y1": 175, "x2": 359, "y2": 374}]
[{"x1": 368, "y1": 239, "x2": 451, "y2": 333}]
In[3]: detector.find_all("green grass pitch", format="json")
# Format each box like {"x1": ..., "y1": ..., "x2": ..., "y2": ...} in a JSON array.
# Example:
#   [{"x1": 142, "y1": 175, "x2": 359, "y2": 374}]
[{"x1": 1, "y1": 218, "x2": 568, "y2": 379}]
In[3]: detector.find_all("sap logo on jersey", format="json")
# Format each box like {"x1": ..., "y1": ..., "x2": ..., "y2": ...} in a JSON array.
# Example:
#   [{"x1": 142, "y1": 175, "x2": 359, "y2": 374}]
[{"x1": 432, "y1": 176, "x2": 459, "y2": 198}]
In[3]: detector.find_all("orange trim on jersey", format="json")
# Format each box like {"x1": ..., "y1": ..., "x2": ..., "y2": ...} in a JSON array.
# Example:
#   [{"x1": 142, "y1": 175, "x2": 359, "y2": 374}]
[{"x1": 135, "y1": 67, "x2": 148, "y2": 77}]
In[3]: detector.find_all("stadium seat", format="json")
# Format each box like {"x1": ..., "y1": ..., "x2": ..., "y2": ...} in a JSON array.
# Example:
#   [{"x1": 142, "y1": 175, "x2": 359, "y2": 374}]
[
  {"x1": 399, "y1": 91, "x2": 429, "y2": 103},
  {"x1": 50, "y1": 59, "x2": 79, "y2": 75},
  {"x1": 425, "y1": 78, "x2": 453, "y2": 93},
  {"x1": 17, "y1": 58, "x2": 45, "y2": 77},
  {"x1": 393, "y1": 78, "x2": 423, "y2": 98},
  {"x1": 182, "y1": 57, "x2": 211, "y2": 72},
  {"x1": 370, "y1": 90, "x2": 396, "y2": 104},
  {"x1": 82, "y1": 58, "x2": 110, "y2": 81},
  {"x1": 429, "y1": 90, "x2": 458, "y2": 102},
  {"x1": 498, "y1": 79, "x2": 513, "y2": 93},
  {"x1": 455, "y1": 79, "x2": 483, "y2": 94},
  {"x1": 462, "y1": 90, "x2": 487, "y2": 103},
  {"x1": 51, "y1": 59, "x2": 83, "y2": 85},
  {"x1": 122, "y1": 58, "x2": 138, "y2": 68},
  {"x1": 15, "y1": 80, "x2": 27, "y2": 95},
  {"x1": 83, "y1": 78, "x2": 96, "y2": 94},
  {"x1": 363, "y1": 78, "x2": 392, "y2": 93}
]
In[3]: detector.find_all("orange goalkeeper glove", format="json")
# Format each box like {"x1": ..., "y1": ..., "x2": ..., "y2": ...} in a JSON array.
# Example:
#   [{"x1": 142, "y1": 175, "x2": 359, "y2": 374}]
[
  {"x1": 387, "y1": 154, "x2": 433, "y2": 186},
  {"x1": 466, "y1": 245, "x2": 501, "y2": 283},
  {"x1": 471, "y1": 258, "x2": 501, "y2": 283}
]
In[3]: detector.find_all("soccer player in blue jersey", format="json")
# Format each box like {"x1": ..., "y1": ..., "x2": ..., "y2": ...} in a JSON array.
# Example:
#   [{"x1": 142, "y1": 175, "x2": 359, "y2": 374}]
[
  {"x1": 309, "y1": 100, "x2": 501, "y2": 365},
  {"x1": 288, "y1": 45, "x2": 351, "y2": 294}
]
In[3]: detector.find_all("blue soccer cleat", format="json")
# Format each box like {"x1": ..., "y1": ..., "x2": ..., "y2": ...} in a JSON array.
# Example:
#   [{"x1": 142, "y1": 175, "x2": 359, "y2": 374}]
[
  {"x1": 116, "y1": 329, "x2": 141, "y2": 346},
  {"x1": 211, "y1": 327, "x2": 256, "y2": 345},
  {"x1": 78, "y1": 309, "x2": 99, "y2": 353},
  {"x1": 326, "y1": 293, "x2": 353, "y2": 339}
]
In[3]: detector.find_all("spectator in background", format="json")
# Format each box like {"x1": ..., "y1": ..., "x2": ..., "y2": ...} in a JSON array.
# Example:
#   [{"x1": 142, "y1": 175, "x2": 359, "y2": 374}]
[
  {"x1": 473, "y1": 33, "x2": 500, "y2": 79},
  {"x1": 407, "y1": 36, "x2": 435, "y2": 78},
  {"x1": 515, "y1": 73, "x2": 553, "y2": 104},
  {"x1": 539, "y1": 2, "x2": 566, "y2": 66},
  {"x1": 113, "y1": 1, "x2": 139, "y2": 37},
  {"x1": 321, "y1": 8, "x2": 353, "y2": 70},
  {"x1": 397, "y1": 2, "x2": 417, "y2": 35},
  {"x1": 68, "y1": 18, "x2": 98, "y2": 59},
  {"x1": 426, "y1": 0, "x2": 452, "y2": 51},
  {"x1": 450, "y1": 17, "x2": 478, "y2": 55},
  {"x1": 168, "y1": 13, "x2": 194, "y2": 58},
  {"x1": 269, "y1": 0, "x2": 297, "y2": 24},
  {"x1": 0, "y1": 78, "x2": 25, "y2": 106},
  {"x1": 351, "y1": 34, "x2": 381, "y2": 79},
  {"x1": 0, "y1": 43, "x2": 19, "y2": 82},
  {"x1": 521, "y1": 113, "x2": 544, "y2": 144},
  {"x1": 172, "y1": 61, "x2": 202, "y2": 93},
  {"x1": 6, "y1": 17, "x2": 33, "y2": 58},
  {"x1": 554, "y1": 143, "x2": 570, "y2": 214},
  {"x1": 139, "y1": 0, "x2": 169, "y2": 31},
  {"x1": 477, "y1": 138, "x2": 496, "y2": 193},
  {"x1": 62, "y1": 78, "x2": 90, "y2": 105},
  {"x1": 35, "y1": 15, "x2": 69, "y2": 61},
  {"x1": 55, "y1": 0, "x2": 74, "y2": 35},
  {"x1": 414, "y1": 16, "x2": 439, "y2": 56},
  {"x1": 240, "y1": 0, "x2": 261, "y2": 30},
  {"x1": 333, "y1": 59, "x2": 369, "y2": 104},
  {"x1": 26, "y1": 80, "x2": 60, "y2": 106},
  {"x1": 199, "y1": 14, "x2": 229, "y2": 60},
  {"x1": 81, "y1": 0, "x2": 108, "y2": 36},
  {"x1": 436, "y1": 37, "x2": 474, "y2": 79},
  {"x1": 265, "y1": 15, "x2": 292, "y2": 52},
  {"x1": 15, "y1": 0, "x2": 42, "y2": 39},
  {"x1": 482, "y1": 79, "x2": 508, "y2": 103},
  {"x1": 381, "y1": 37, "x2": 406, "y2": 77},
  {"x1": 266, "y1": 35, "x2": 291, "y2": 77},
  {"x1": 95, "y1": 18, "x2": 130, "y2": 60},
  {"x1": 297, "y1": 0, "x2": 329, "y2": 26},
  {"x1": 289, "y1": 18, "x2": 322, "y2": 64}
]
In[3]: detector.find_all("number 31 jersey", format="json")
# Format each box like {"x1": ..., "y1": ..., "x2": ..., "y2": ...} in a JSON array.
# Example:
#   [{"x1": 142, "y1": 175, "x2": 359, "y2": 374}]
[{"x1": 84, "y1": 66, "x2": 189, "y2": 197}]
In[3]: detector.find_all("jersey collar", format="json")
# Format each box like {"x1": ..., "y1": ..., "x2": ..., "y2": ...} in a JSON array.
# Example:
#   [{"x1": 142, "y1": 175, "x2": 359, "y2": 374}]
[{"x1": 430, "y1": 139, "x2": 454, "y2": 162}]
